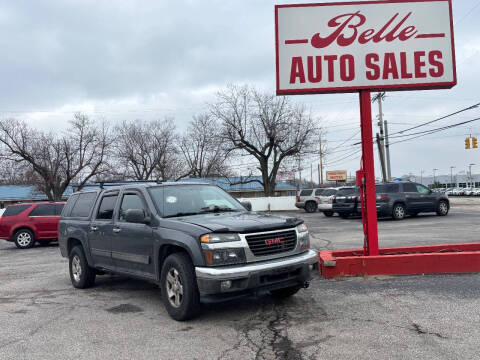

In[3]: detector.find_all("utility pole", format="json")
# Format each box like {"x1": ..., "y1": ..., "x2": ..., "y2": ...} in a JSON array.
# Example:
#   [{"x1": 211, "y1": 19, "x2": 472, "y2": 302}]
[
  {"x1": 319, "y1": 134, "x2": 324, "y2": 185},
  {"x1": 384, "y1": 119, "x2": 391, "y2": 180},
  {"x1": 376, "y1": 133, "x2": 387, "y2": 182},
  {"x1": 450, "y1": 166, "x2": 455, "y2": 187},
  {"x1": 310, "y1": 163, "x2": 313, "y2": 186},
  {"x1": 318, "y1": 164, "x2": 321, "y2": 186},
  {"x1": 298, "y1": 158, "x2": 302, "y2": 190},
  {"x1": 420, "y1": 170, "x2": 425, "y2": 185},
  {"x1": 372, "y1": 92, "x2": 389, "y2": 181}
]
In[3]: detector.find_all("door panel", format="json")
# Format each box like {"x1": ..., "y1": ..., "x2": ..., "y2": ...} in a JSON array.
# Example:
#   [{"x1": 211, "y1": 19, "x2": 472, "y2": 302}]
[
  {"x1": 111, "y1": 192, "x2": 155, "y2": 276},
  {"x1": 28, "y1": 204, "x2": 58, "y2": 238},
  {"x1": 88, "y1": 193, "x2": 119, "y2": 268}
]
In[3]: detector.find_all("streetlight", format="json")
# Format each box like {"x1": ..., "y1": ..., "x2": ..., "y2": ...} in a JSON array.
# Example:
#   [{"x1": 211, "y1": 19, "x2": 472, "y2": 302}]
[
  {"x1": 420, "y1": 170, "x2": 425, "y2": 185},
  {"x1": 433, "y1": 168, "x2": 438, "y2": 188},
  {"x1": 450, "y1": 166, "x2": 455, "y2": 187},
  {"x1": 469, "y1": 164, "x2": 475, "y2": 187}
]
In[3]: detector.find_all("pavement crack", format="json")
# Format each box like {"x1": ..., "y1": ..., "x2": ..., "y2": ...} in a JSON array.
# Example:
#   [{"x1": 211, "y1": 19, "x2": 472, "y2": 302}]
[{"x1": 411, "y1": 323, "x2": 447, "y2": 339}]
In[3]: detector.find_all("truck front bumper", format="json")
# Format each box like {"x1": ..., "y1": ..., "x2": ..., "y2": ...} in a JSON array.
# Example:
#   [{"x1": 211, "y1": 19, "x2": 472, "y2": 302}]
[{"x1": 195, "y1": 250, "x2": 318, "y2": 299}]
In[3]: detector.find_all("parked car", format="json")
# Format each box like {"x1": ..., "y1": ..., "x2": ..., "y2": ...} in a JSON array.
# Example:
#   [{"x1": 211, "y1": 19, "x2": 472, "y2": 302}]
[
  {"x1": 295, "y1": 188, "x2": 325, "y2": 213},
  {"x1": 331, "y1": 187, "x2": 360, "y2": 218},
  {"x1": 316, "y1": 188, "x2": 338, "y2": 217},
  {"x1": 375, "y1": 182, "x2": 449, "y2": 220},
  {"x1": 59, "y1": 183, "x2": 318, "y2": 321},
  {"x1": 0, "y1": 202, "x2": 65, "y2": 248},
  {"x1": 464, "y1": 187, "x2": 474, "y2": 196}
]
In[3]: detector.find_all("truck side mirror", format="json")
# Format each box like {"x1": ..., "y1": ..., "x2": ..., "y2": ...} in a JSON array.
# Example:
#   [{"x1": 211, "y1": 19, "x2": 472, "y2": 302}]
[
  {"x1": 241, "y1": 201, "x2": 252, "y2": 211},
  {"x1": 125, "y1": 209, "x2": 149, "y2": 224}
]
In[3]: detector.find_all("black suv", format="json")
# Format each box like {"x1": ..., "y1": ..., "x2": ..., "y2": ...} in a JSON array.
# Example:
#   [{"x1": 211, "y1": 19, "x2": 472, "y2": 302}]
[
  {"x1": 331, "y1": 187, "x2": 360, "y2": 218},
  {"x1": 58, "y1": 183, "x2": 318, "y2": 320},
  {"x1": 332, "y1": 182, "x2": 449, "y2": 220}
]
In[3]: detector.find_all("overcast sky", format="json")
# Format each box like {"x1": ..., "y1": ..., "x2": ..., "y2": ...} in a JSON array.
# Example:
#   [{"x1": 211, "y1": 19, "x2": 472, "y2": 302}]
[{"x1": 1, "y1": 0, "x2": 479, "y2": 181}]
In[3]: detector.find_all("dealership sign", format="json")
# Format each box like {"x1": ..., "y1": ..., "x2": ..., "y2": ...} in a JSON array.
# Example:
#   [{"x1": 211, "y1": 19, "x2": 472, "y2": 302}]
[
  {"x1": 275, "y1": 0, "x2": 456, "y2": 94},
  {"x1": 326, "y1": 170, "x2": 347, "y2": 181}
]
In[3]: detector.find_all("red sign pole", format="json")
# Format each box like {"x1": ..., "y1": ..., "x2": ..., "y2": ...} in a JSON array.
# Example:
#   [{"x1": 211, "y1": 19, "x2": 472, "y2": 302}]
[{"x1": 359, "y1": 90, "x2": 379, "y2": 256}]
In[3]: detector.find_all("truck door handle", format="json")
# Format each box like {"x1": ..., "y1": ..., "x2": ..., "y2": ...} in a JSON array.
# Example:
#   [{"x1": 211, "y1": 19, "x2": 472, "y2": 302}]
[
  {"x1": 90, "y1": 226, "x2": 98, "y2": 232},
  {"x1": 113, "y1": 228, "x2": 121, "y2": 233}
]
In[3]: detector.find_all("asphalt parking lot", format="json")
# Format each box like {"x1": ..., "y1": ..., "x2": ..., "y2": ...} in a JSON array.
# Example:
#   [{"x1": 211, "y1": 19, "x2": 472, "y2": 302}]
[{"x1": 1, "y1": 200, "x2": 480, "y2": 360}]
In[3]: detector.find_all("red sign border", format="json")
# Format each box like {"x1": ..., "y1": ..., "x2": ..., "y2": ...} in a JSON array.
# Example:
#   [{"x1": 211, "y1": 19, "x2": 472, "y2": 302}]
[{"x1": 275, "y1": 0, "x2": 457, "y2": 95}]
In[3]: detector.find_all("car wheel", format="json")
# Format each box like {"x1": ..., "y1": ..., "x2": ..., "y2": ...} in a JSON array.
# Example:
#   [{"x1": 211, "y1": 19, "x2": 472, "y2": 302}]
[
  {"x1": 161, "y1": 252, "x2": 200, "y2": 321},
  {"x1": 437, "y1": 200, "x2": 449, "y2": 216},
  {"x1": 270, "y1": 285, "x2": 301, "y2": 298},
  {"x1": 69, "y1": 246, "x2": 96, "y2": 289},
  {"x1": 323, "y1": 211, "x2": 334, "y2": 217},
  {"x1": 37, "y1": 239, "x2": 52, "y2": 246},
  {"x1": 304, "y1": 201, "x2": 317, "y2": 213},
  {"x1": 14, "y1": 229, "x2": 35, "y2": 249},
  {"x1": 392, "y1": 203, "x2": 406, "y2": 220}
]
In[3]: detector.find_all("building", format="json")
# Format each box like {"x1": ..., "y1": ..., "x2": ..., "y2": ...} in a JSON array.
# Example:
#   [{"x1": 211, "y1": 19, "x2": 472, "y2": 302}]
[
  {"x1": 0, "y1": 185, "x2": 72, "y2": 208},
  {"x1": 403, "y1": 173, "x2": 480, "y2": 188}
]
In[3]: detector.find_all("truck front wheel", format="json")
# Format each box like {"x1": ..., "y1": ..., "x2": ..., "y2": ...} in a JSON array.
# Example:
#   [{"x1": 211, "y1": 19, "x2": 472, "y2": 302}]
[{"x1": 161, "y1": 252, "x2": 200, "y2": 321}]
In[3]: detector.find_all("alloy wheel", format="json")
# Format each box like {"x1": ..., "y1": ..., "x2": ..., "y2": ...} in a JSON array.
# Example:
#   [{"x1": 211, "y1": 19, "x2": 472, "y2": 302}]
[
  {"x1": 394, "y1": 205, "x2": 405, "y2": 219},
  {"x1": 439, "y1": 202, "x2": 448, "y2": 215},
  {"x1": 17, "y1": 232, "x2": 32, "y2": 247},
  {"x1": 166, "y1": 268, "x2": 183, "y2": 308},
  {"x1": 71, "y1": 255, "x2": 82, "y2": 283}
]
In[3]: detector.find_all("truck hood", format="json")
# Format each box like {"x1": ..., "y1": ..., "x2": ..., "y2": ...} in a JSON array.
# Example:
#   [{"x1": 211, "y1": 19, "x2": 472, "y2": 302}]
[{"x1": 175, "y1": 211, "x2": 302, "y2": 233}]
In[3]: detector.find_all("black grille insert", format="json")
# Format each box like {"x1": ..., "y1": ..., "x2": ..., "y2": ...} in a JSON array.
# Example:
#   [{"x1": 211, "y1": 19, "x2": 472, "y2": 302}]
[{"x1": 245, "y1": 230, "x2": 297, "y2": 256}]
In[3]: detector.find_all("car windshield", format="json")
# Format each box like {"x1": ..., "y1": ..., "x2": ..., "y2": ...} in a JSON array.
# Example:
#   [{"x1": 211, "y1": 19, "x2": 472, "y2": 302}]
[{"x1": 149, "y1": 184, "x2": 246, "y2": 218}]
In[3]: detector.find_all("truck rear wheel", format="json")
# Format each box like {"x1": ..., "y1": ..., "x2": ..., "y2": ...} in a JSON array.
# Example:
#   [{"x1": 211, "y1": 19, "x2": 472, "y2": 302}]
[
  {"x1": 270, "y1": 285, "x2": 301, "y2": 298},
  {"x1": 161, "y1": 252, "x2": 200, "y2": 321},
  {"x1": 69, "y1": 246, "x2": 96, "y2": 289},
  {"x1": 305, "y1": 201, "x2": 317, "y2": 213}
]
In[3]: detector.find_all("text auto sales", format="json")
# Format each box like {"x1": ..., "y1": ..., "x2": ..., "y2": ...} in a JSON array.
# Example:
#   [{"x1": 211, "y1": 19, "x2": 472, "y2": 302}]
[{"x1": 287, "y1": 11, "x2": 445, "y2": 84}]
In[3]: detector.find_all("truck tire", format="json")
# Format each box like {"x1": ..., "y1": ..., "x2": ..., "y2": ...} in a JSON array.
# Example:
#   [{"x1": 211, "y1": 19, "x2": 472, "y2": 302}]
[
  {"x1": 161, "y1": 252, "x2": 200, "y2": 321},
  {"x1": 323, "y1": 211, "x2": 334, "y2": 217},
  {"x1": 392, "y1": 203, "x2": 406, "y2": 220},
  {"x1": 270, "y1": 285, "x2": 301, "y2": 298},
  {"x1": 305, "y1": 201, "x2": 317, "y2": 213},
  {"x1": 69, "y1": 246, "x2": 96, "y2": 289},
  {"x1": 14, "y1": 229, "x2": 35, "y2": 249},
  {"x1": 436, "y1": 200, "x2": 449, "y2": 216}
]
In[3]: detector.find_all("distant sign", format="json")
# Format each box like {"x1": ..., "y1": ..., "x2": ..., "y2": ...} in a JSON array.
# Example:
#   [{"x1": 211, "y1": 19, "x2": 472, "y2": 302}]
[
  {"x1": 275, "y1": 0, "x2": 456, "y2": 95},
  {"x1": 276, "y1": 171, "x2": 295, "y2": 181},
  {"x1": 327, "y1": 170, "x2": 347, "y2": 181}
]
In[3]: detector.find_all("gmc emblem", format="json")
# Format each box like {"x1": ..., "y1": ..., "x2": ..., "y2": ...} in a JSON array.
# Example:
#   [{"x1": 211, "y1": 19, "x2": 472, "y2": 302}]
[{"x1": 265, "y1": 237, "x2": 285, "y2": 246}]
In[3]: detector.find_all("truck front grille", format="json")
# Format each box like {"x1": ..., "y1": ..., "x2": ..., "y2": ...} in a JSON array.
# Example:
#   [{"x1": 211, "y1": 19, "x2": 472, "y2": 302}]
[{"x1": 245, "y1": 230, "x2": 297, "y2": 256}]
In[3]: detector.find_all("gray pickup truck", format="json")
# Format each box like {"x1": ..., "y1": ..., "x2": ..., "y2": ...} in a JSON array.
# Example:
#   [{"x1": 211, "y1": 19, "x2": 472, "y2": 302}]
[{"x1": 58, "y1": 182, "x2": 318, "y2": 321}]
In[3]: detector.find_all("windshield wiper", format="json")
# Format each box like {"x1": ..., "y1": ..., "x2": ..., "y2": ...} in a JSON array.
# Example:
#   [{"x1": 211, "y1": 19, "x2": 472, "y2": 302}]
[
  {"x1": 164, "y1": 212, "x2": 202, "y2": 218},
  {"x1": 200, "y1": 206, "x2": 240, "y2": 213}
]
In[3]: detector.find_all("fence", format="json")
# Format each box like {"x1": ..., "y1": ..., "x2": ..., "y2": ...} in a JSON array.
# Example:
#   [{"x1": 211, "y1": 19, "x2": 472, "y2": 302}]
[{"x1": 237, "y1": 196, "x2": 299, "y2": 211}]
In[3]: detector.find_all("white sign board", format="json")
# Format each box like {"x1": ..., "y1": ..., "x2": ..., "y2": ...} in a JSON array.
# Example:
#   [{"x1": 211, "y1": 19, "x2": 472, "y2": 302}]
[
  {"x1": 275, "y1": 0, "x2": 456, "y2": 95},
  {"x1": 326, "y1": 170, "x2": 347, "y2": 181}
]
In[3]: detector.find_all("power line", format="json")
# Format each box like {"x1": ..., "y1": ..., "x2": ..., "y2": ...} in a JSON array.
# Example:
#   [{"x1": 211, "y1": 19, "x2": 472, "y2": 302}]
[{"x1": 390, "y1": 102, "x2": 480, "y2": 136}]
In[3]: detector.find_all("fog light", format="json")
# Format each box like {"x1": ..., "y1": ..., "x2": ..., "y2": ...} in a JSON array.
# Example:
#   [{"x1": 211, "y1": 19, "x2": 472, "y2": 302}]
[{"x1": 221, "y1": 280, "x2": 232, "y2": 291}]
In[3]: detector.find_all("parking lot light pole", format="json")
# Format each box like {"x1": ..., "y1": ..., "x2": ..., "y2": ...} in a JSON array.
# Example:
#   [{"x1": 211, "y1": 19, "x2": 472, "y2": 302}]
[
  {"x1": 433, "y1": 168, "x2": 438, "y2": 188},
  {"x1": 450, "y1": 166, "x2": 455, "y2": 187},
  {"x1": 420, "y1": 170, "x2": 425, "y2": 185},
  {"x1": 469, "y1": 164, "x2": 475, "y2": 187}
]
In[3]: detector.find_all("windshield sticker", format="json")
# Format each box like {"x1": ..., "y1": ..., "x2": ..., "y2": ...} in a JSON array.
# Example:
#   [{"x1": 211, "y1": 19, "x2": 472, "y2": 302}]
[{"x1": 166, "y1": 196, "x2": 177, "y2": 204}]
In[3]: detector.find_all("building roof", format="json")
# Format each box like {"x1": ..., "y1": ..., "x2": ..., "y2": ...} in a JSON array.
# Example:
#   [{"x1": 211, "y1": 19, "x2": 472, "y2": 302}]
[{"x1": 0, "y1": 185, "x2": 73, "y2": 201}]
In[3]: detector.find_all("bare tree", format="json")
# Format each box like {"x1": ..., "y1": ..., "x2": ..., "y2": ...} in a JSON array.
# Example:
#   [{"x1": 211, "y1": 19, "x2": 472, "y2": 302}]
[
  {"x1": 114, "y1": 118, "x2": 182, "y2": 181},
  {"x1": 0, "y1": 113, "x2": 112, "y2": 200},
  {"x1": 210, "y1": 85, "x2": 318, "y2": 196},
  {"x1": 179, "y1": 114, "x2": 230, "y2": 178}
]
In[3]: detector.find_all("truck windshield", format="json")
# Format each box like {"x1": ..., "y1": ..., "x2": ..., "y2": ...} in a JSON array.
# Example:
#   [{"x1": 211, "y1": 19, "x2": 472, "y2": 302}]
[{"x1": 149, "y1": 185, "x2": 246, "y2": 218}]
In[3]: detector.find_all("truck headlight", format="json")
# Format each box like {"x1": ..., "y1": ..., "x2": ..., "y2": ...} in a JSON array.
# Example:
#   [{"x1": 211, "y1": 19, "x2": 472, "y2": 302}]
[
  {"x1": 203, "y1": 248, "x2": 246, "y2": 266},
  {"x1": 200, "y1": 233, "x2": 240, "y2": 243},
  {"x1": 296, "y1": 223, "x2": 308, "y2": 233},
  {"x1": 296, "y1": 223, "x2": 310, "y2": 250}
]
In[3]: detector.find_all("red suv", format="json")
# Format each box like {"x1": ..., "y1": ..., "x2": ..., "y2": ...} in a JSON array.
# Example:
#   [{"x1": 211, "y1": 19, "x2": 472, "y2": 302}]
[{"x1": 0, "y1": 202, "x2": 65, "y2": 249}]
